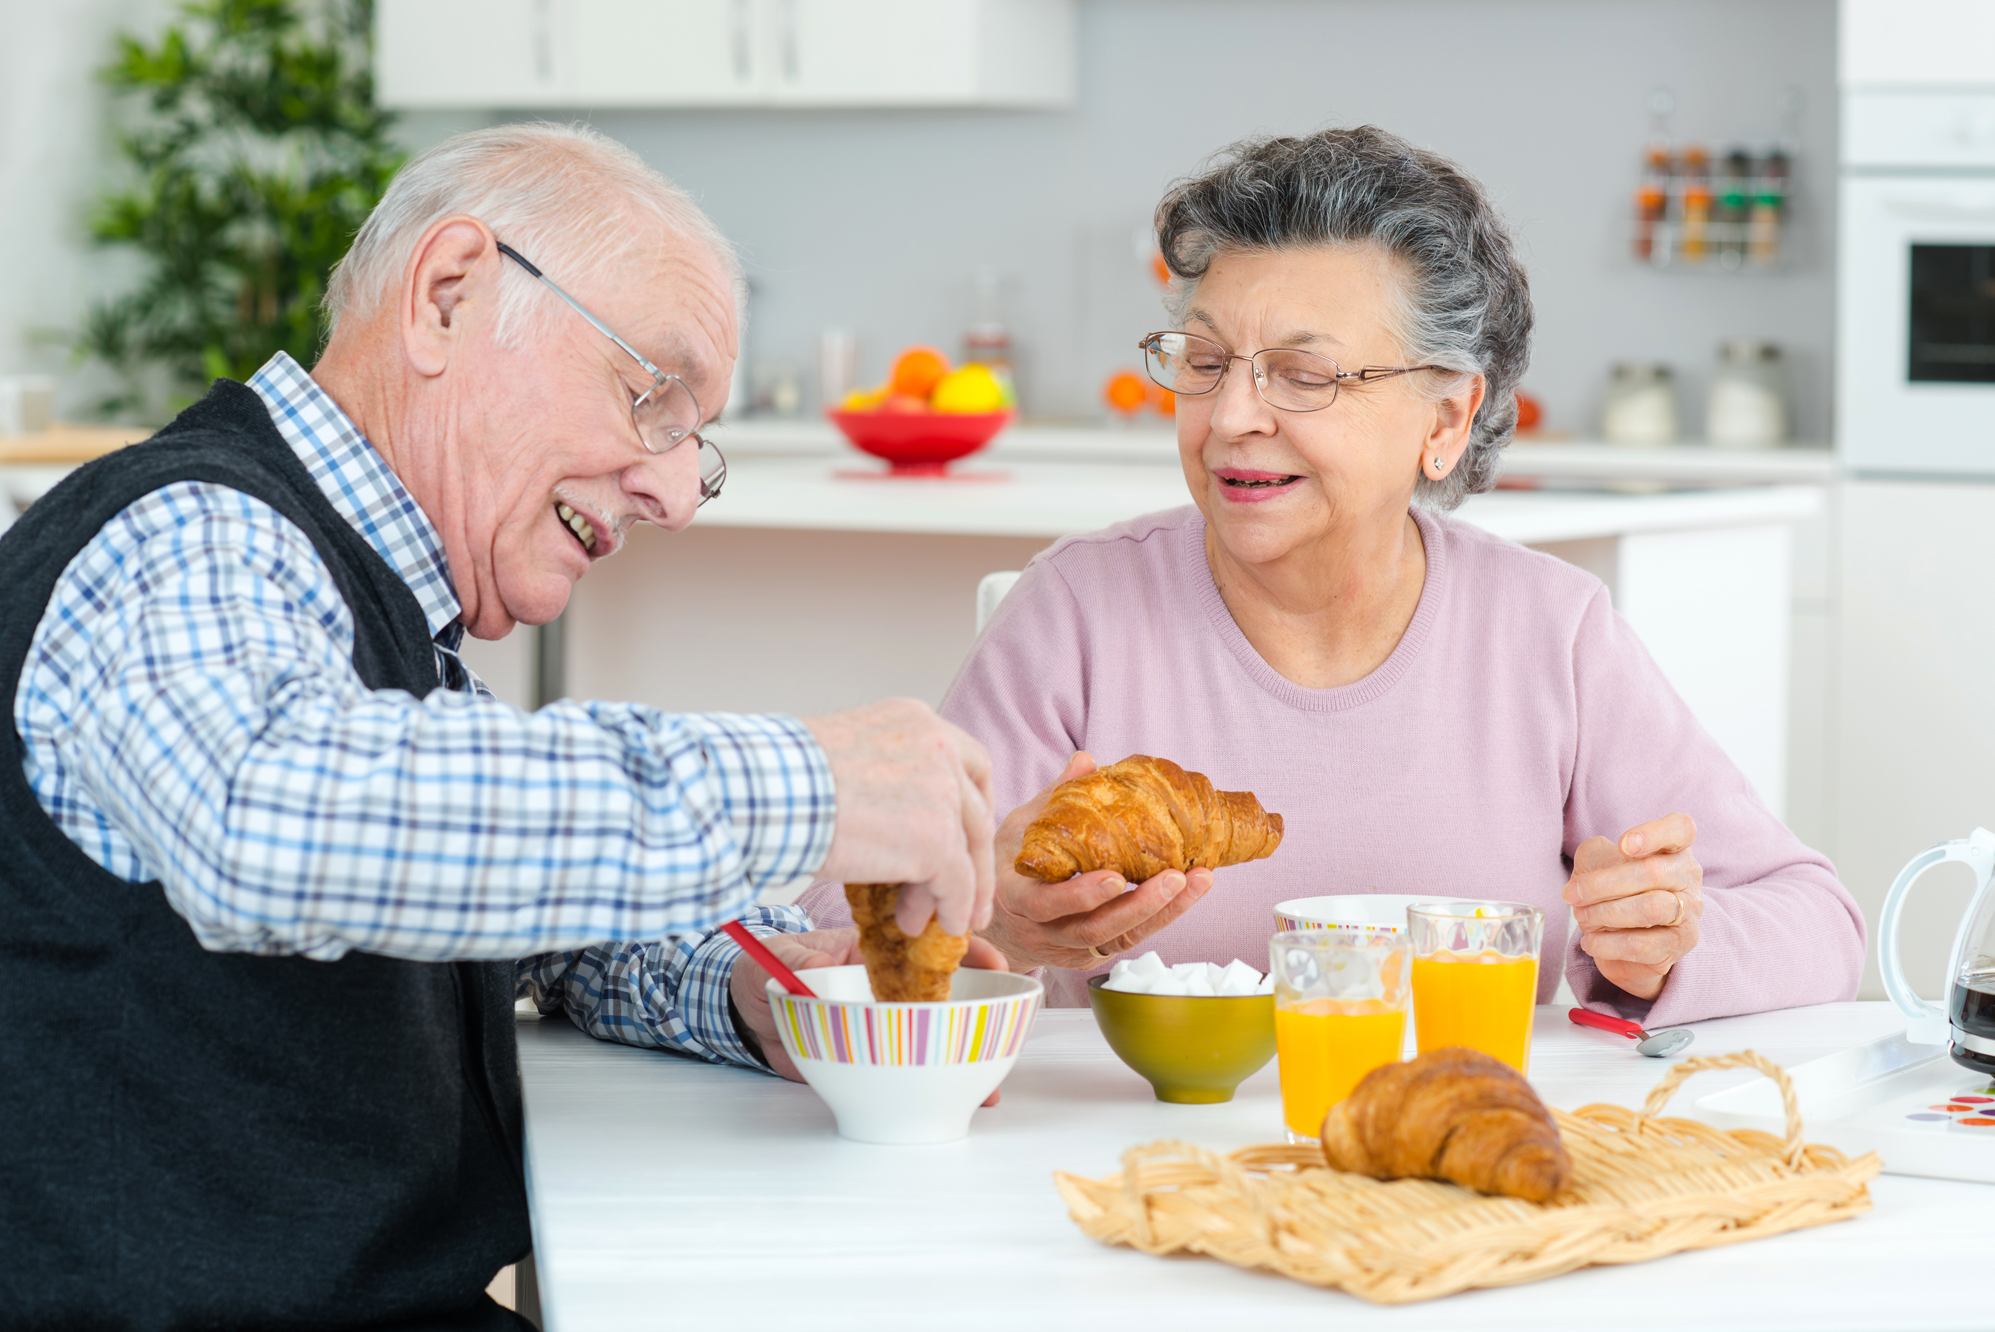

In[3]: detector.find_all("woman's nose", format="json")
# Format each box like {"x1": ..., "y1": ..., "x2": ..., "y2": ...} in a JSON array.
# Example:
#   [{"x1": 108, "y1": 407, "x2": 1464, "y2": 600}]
[{"x1": 1207, "y1": 357, "x2": 1277, "y2": 439}]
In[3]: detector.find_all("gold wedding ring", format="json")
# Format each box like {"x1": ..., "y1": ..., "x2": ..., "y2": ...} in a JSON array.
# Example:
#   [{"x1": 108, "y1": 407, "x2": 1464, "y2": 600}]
[
  {"x1": 1665, "y1": 892, "x2": 1687, "y2": 929},
  {"x1": 1087, "y1": 943, "x2": 1116, "y2": 962}
]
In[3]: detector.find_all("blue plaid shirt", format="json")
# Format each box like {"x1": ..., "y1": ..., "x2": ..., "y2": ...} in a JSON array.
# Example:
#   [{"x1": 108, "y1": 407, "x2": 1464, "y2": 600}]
[{"x1": 14, "y1": 352, "x2": 818, "y2": 1069}]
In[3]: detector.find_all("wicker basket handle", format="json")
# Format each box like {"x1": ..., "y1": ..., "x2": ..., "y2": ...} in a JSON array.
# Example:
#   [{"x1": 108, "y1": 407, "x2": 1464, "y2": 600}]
[{"x1": 1634, "y1": 1049, "x2": 1804, "y2": 1170}]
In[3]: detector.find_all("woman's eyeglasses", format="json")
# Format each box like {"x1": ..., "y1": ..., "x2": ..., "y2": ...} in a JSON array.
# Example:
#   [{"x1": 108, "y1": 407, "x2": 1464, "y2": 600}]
[{"x1": 1139, "y1": 330, "x2": 1439, "y2": 414}]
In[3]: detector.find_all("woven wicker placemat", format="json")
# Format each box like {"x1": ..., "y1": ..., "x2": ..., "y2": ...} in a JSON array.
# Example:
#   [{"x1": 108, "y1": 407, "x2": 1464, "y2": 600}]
[{"x1": 1054, "y1": 1051, "x2": 1881, "y2": 1305}]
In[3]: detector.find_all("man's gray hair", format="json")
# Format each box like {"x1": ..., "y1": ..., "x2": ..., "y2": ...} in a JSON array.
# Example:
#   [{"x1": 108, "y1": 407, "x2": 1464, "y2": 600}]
[
  {"x1": 324, "y1": 122, "x2": 743, "y2": 348},
  {"x1": 1155, "y1": 126, "x2": 1533, "y2": 510}
]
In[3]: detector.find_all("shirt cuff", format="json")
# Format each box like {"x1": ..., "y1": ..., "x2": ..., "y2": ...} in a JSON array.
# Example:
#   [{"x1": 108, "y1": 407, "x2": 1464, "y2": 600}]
[
  {"x1": 675, "y1": 902, "x2": 816, "y2": 1070},
  {"x1": 686, "y1": 713, "x2": 836, "y2": 889},
  {"x1": 677, "y1": 926, "x2": 770, "y2": 1070}
]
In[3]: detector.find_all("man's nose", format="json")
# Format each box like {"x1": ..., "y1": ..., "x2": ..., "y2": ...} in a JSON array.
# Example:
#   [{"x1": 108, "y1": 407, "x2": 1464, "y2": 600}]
[{"x1": 621, "y1": 440, "x2": 703, "y2": 532}]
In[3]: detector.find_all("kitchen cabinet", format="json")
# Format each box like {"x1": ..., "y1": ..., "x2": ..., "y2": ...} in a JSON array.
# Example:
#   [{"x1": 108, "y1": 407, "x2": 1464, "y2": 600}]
[
  {"x1": 374, "y1": 0, "x2": 1075, "y2": 110},
  {"x1": 1839, "y1": 0, "x2": 1995, "y2": 87}
]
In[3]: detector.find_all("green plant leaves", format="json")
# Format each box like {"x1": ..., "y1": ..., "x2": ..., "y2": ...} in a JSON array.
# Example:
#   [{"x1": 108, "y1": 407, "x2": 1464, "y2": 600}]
[{"x1": 77, "y1": 0, "x2": 402, "y2": 422}]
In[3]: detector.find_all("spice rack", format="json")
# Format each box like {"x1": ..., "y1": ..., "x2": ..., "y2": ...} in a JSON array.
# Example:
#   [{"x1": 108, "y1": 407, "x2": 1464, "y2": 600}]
[{"x1": 1629, "y1": 88, "x2": 1798, "y2": 272}]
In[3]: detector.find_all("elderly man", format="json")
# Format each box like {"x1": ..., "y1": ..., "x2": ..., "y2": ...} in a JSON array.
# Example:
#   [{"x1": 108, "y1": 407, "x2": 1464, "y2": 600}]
[{"x1": 2, "y1": 124, "x2": 997, "y2": 1329}]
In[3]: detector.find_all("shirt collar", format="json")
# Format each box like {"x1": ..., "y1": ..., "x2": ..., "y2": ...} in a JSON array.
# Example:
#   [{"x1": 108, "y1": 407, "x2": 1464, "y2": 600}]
[{"x1": 247, "y1": 352, "x2": 463, "y2": 638}]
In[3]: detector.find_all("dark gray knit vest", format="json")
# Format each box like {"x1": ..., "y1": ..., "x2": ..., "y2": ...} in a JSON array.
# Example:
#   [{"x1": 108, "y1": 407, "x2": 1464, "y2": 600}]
[{"x1": 0, "y1": 380, "x2": 531, "y2": 1331}]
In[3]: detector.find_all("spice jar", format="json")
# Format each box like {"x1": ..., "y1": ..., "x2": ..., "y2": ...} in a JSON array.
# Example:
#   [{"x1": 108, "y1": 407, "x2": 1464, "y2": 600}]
[
  {"x1": 1601, "y1": 363, "x2": 1679, "y2": 446},
  {"x1": 1705, "y1": 340, "x2": 1788, "y2": 447}
]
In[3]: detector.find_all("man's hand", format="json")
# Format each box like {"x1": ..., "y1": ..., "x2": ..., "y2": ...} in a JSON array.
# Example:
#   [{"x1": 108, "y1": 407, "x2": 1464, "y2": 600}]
[
  {"x1": 982, "y1": 751, "x2": 1215, "y2": 972},
  {"x1": 728, "y1": 926, "x2": 1010, "y2": 1104},
  {"x1": 807, "y1": 700, "x2": 995, "y2": 940},
  {"x1": 1564, "y1": 812, "x2": 1704, "y2": 1002}
]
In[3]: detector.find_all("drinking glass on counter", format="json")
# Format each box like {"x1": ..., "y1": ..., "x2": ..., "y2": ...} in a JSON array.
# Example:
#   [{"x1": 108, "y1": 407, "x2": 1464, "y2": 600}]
[
  {"x1": 1409, "y1": 902, "x2": 1544, "y2": 1075},
  {"x1": 1269, "y1": 929, "x2": 1408, "y2": 1143}
]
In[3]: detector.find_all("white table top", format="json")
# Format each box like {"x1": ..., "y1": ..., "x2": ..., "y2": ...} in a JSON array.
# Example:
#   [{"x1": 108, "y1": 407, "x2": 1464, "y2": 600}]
[
  {"x1": 690, "y1": 451, "x2": 1821, "y2": 542},
  {"x1": 517, "y1": 1000, "x2": 1985, "y2": 1332}
]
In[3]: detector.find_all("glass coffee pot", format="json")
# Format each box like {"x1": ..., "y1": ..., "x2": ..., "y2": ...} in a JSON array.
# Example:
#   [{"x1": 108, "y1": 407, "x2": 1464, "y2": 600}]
[{"x1": 1879, "y1": 827, "x2": 1995, "y2": 1076}]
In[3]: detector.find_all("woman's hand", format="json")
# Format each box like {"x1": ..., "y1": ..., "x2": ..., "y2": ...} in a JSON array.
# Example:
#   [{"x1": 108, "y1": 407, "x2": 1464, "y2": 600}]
[
  {"x1": 982, "y1": 752, "x2": 1216, "y2": 972},
  {"x1": 1563, "y1": 813, "x2": 1704, "y2": 1001},
  {"x1": 728, "y1": 925, "x2": 1010, "y2": 1099}
]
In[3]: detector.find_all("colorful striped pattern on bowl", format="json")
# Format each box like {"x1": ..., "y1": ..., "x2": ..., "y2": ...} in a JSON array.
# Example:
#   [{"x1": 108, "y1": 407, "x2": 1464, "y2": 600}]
[{"x1": 774, "y1": 991, "x2": 1040, "y2": 1067}]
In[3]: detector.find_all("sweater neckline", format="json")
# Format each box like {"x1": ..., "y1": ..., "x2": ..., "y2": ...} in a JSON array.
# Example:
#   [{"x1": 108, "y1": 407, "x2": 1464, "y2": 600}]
[{"x1": 1184, "y1": 505, "x2": 1448, "y2": 713}]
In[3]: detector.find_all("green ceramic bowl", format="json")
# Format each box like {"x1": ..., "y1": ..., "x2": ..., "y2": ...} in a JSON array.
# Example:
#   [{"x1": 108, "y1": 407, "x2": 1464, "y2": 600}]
[{"x1": 1087, "y1": 974, "x2": 1277, "y2": 1104}]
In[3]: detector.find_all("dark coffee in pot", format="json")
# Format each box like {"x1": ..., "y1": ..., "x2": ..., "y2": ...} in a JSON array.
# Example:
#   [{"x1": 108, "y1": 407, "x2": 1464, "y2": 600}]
[{"x1": 1948, "y1": 969, "x2": 1995, "y2": 1076}]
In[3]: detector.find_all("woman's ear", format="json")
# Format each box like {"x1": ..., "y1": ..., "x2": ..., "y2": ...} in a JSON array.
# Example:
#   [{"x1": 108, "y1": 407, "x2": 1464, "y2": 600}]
[{"x1": 1422, "y1": 373, "x2": 1486, "y2": 476}]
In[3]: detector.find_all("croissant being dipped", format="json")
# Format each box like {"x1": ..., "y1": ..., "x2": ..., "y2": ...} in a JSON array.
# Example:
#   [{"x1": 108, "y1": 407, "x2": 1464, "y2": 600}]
[
  {"x1": 1014, "y1": 755, "x2": 1283, "y2": 883},
  {"x1": 845, "y1": 884, "x2": 970, "y2": 1002},
  {"x1": 1318, "y1": 1047, "x2": 1572, "y2": 1202}
]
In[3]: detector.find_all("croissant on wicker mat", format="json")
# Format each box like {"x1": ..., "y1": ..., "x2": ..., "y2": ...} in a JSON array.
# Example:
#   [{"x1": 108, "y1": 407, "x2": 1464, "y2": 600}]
[
  {"x1": 1014, "y1": 755, "x2": 1283, "y2": 883},
  {"x1": 1319, "y1": 1047, "x2": 1572, "y2": 1202},
  {"x1": 844, "y1": 884, "x2": 970, "y2": 1002}
]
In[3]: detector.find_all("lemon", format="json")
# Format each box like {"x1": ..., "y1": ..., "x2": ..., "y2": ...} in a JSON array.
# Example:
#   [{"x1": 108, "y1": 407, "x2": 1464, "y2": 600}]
[
  {"x1": 841, "y1": 385, "x2": 889, "y2": 410},
  {"x1": 930, "y1": 364, "x2": 1006, "y2": 414}
]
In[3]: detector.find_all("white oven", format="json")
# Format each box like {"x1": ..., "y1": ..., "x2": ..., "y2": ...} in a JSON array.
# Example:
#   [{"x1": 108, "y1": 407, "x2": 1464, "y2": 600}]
[{"x1": 1841, "y1": 92, "x2": 1995, "y2": 475}]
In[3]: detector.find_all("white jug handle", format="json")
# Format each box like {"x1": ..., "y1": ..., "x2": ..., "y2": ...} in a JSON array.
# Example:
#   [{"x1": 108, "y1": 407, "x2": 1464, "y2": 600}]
[{"x1": 1878, "y1": 828, "x2": 1995, "y2": 1044}]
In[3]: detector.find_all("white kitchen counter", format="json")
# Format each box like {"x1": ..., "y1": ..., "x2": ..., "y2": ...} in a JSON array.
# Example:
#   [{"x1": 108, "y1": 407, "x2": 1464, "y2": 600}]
[
  {"x1": 709, "y1": 417, "x2": 1838, "y2": 485},
  {"x1": 693, "y1": 452, "x2": 1822, "y2": 542},
  {"x1": 516, "y1": 1000, "x2": 1980, "y2": 1331}
]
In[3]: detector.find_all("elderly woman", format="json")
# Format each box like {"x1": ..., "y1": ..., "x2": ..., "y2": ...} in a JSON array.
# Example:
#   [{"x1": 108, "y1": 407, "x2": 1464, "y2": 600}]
[{"x1": 782, "y1": 127, "x2": 1863, "y2": 1030}]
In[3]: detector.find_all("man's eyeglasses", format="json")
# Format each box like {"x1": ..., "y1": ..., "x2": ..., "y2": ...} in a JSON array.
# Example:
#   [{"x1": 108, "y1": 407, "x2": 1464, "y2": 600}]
[
  {"x1": 1139, "y1": 330, "x2": 1440, "y2": 414},
  {"x1": 497, "y1": 240, "x2": 725, "y2": 505}
]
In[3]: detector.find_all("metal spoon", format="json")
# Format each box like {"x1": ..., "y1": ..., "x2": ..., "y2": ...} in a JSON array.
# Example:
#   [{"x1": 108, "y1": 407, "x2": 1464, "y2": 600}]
[{"x1": 1567, "y1": 1006, "x2": 1694, "y2": 1058}]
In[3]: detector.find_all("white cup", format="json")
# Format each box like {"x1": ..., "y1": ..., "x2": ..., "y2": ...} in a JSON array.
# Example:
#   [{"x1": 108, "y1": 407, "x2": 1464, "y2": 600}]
[{"x1": 0, "y1": 375, "x2": 57, "y2": 435}]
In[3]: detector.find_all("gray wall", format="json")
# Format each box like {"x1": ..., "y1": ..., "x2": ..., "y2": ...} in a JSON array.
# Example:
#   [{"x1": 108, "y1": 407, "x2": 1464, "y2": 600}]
[{"x1": 517, "y1": 0, "x2": 1839, "y2": 440}]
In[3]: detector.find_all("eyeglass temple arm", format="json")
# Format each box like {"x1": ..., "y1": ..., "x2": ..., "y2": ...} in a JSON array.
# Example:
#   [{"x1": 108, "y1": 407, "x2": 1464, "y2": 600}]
[{"x1": 495, "y1": 241, "x2": 667, "y2": 383}]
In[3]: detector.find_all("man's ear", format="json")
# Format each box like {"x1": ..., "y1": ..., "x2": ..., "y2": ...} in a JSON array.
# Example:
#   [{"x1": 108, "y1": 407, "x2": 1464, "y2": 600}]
[{"x1": 400, "y1": 215, "x2": 498, "y2": 379}]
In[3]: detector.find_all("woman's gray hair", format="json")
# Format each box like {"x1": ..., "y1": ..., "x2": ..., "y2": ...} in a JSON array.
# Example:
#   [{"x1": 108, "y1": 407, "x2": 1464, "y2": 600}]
[
  {"x1": 324, "y1": 122, "x2": 743, "y2": 349},
  {"x1": 1155, "y1": 126, "x2": 1532, "y2": 510}
]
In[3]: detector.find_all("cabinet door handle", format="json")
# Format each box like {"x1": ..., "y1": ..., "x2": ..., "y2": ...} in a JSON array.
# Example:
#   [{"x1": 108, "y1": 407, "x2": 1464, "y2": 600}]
[
  {"x1": 729, "y1": 0, "x2": 751, "y2": 82},
  {"x1": 779, "y1": 0, "x2": 799, "y2": 84}
]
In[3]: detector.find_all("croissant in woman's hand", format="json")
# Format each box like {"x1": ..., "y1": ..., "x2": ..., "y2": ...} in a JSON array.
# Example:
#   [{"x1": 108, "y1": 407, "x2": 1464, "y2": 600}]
[
  {"x1": 1013, "y1": 754, "x2": 1282, "y2": 883},
  {"x1": 1319, "y1": 1047, "x2": 1571, "y2": 1202}
]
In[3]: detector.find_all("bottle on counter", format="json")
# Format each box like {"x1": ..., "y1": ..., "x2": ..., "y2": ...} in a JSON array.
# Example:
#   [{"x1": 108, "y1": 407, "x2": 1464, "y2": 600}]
[
  {"x1": 1601, "y1": 362, "x2": 1679, "y2": 446},
  {"x1": 1705, "y1": 340, "x2": 1788, "y2": 447},
  {"x1": 963, "y1": 268, "x2": 1017, "y2": 408}
]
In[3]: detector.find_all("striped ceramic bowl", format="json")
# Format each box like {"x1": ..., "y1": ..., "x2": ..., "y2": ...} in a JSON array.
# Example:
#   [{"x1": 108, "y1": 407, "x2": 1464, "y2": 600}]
[{"x1": 767, "y1": 964, "x2": 1042, "y2": 1144}]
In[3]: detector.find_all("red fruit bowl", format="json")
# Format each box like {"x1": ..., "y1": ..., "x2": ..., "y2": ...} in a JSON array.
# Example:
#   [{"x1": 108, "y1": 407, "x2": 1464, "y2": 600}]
[{"x1": 827, "y1": 408, "x2": 1014, "y2": 476}]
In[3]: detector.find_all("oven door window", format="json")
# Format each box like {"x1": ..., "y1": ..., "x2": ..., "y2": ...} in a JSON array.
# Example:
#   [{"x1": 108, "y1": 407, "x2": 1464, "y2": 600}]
[{"x1": 1910, "y1": 244, "x2": 1995, "y2": 383}]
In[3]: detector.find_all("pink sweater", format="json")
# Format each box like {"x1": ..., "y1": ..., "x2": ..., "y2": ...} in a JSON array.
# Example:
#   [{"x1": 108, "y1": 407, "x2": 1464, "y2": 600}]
[{"x1": 797, "y1": 504, "x2": 1865, "y2": 1025}]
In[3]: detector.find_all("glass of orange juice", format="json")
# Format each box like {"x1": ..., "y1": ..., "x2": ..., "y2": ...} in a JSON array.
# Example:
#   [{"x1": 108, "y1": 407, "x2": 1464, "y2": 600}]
[
  {"x1": 1269, "y1": 929, "x2": 1408, "y2": 1142},
  {"x1": 1408, "y1": 902, "x2": 1544, "y2": 1074}
]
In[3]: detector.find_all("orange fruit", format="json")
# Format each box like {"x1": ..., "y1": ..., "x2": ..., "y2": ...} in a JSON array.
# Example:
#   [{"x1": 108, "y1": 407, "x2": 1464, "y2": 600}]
[
  {"x1": 1149, "y1": 383, "x2": 1176, "y2": 417},
  {"x1": 889, "y1": 346, "x2": 951, "y2": 400},
  {"x1": 1515, "y1": 390, "x2": 1543, "y2": 432},
  {"x1": 1105, "y1": 369, "x2": 1147, "y2": 414}
]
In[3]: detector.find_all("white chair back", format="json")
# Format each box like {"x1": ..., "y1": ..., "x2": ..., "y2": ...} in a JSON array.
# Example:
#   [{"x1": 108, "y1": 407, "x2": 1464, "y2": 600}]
[{"x1": 976, "y1": 571, "x2": 1022, "y2": 632}]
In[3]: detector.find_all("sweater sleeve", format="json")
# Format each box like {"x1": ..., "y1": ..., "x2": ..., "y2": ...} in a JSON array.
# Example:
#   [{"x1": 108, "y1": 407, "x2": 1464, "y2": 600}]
[{"x1": 1562, "y1": 585, "x2": 1865, "y2": 1025}]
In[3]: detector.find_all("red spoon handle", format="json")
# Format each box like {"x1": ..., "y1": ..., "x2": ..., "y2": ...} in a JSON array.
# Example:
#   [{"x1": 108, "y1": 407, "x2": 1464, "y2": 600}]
[
  {"x1": 1568, "y1": 1006, "x2": 1643, "y2": 1039},
  {"x1": 722, "y1": 920, "x2": 818, "y2": 998}
]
